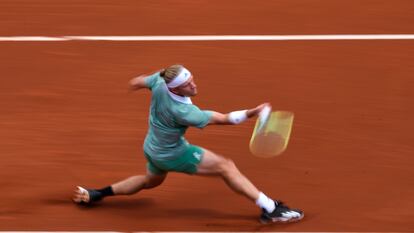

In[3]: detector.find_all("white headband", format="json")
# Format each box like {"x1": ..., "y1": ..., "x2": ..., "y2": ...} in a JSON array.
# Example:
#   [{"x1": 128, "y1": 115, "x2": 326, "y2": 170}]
[{"x1": 167, "y1": 67, "x2": 191, "y2": 88}]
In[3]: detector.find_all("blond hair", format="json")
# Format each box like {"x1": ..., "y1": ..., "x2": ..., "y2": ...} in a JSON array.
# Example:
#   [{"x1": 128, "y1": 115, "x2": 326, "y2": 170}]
[{"x1": 160, "y1": 64, "x2": 183, "y2": 83}]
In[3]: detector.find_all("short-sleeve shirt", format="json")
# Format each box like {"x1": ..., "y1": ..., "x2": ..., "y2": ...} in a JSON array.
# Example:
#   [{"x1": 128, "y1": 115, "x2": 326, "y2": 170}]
[{"x1": 143, "y1": 72, "x2": 212, "y2": 160}]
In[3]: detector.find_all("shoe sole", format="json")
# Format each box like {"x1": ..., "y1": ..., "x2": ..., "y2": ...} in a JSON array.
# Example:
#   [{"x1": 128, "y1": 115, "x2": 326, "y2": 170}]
[
  {"x1": 72, "y1": 186, "x2": 90, "y2": 204},
  {"x1": 260, "y1": 213, "x2": 304, "y2": 224}
]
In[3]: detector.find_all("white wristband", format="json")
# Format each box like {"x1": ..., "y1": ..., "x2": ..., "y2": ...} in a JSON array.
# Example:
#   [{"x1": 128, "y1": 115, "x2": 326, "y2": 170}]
[{"x1": 228, "y1": 110, "x2": 248, "y2": 124}]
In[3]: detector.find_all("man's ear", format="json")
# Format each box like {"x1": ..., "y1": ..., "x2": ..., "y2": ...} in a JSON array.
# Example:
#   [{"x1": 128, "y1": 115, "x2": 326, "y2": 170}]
[{"x1": 169, "y1": 87, "x2": 180, "y2": 95}]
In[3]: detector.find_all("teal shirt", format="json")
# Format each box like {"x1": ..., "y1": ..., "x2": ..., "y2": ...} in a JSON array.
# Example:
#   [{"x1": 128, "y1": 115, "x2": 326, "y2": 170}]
[{"x1": 143, "y1": 72, "x2": 212, "y2": 160}]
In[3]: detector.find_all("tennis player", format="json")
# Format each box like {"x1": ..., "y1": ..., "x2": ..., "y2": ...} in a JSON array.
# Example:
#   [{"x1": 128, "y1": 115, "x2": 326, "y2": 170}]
[{"x1": 73, "y1": 64, "x2": 304, "y2": 223}]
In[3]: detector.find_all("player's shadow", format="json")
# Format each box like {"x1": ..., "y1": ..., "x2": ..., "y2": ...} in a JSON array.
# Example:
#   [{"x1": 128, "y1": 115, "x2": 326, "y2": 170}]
[
  {"x1": 88, "y1": 200, "x2": 253, "y2": 221},
  {"x1": 92, "y1": 198, "x2": 155, "y2": 209}
]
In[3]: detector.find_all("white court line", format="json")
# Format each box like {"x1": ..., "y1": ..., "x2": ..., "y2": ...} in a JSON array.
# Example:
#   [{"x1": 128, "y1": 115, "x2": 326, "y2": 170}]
[
  {"x1": 0, "y1": 34, "x2": 414, "y2": 41},
  {"x1": 0, "y1": 36, "x2": 69, "y2": 41}
]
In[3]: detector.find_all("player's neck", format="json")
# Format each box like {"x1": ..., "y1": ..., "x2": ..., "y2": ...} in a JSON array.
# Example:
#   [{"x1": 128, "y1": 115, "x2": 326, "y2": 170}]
[{"x1": 167, "y1": 89, "x2": 192, "y2": 104}]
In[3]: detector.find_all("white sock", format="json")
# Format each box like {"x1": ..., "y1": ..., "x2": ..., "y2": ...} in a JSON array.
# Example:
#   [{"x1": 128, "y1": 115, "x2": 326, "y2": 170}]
[{"x1": 255, "y1": 192, "x2": 275, "y2": 213}]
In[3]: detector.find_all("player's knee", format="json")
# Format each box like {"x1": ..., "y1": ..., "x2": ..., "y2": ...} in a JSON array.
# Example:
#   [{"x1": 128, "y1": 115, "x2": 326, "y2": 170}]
[{"x1": 219, "y1": 158, "x2": 238, "y2": 177}]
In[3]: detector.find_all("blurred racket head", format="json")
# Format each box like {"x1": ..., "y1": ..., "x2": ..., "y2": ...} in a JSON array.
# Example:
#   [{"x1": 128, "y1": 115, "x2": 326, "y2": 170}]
[{"x1": 250, "y1": 111, "x2": 294, "y2": 158}]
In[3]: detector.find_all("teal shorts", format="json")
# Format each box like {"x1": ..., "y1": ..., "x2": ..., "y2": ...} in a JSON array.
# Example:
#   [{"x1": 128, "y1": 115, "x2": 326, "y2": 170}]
[{"x1": 144, "y1": 145, "x2": 204, "y2": 175}]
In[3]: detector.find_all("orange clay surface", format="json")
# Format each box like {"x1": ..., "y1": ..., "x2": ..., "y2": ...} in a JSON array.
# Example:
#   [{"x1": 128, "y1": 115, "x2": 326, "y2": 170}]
[{"x1": 0, "y1": 0, "x2": 413, "y2": 231}]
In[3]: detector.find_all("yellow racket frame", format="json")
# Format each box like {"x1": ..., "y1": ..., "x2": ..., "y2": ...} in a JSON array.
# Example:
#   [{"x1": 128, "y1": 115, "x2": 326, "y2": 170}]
[{"x1": 249, "y1": 111, "x2": 294, "y2": 157}]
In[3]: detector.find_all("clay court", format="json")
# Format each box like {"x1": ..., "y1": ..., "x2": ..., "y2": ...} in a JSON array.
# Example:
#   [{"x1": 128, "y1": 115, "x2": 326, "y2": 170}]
[{"x1": 0, "y1": 0, "x2": 413, "y2": 232}]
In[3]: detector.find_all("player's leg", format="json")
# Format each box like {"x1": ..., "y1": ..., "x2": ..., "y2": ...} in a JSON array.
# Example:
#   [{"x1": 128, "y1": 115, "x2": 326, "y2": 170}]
[
  {"x1": 73, "y1": 169, "x2": 167, "y2": 204},
  {"x1": 196, "y1": 148, "x2": 303, "y2": 223},
  {"x1": 196, "y1": 149, "x2": 259, "y2": 201},
  {"x1": 112, "y1": 170, "x2": 167, "y2": 195}
]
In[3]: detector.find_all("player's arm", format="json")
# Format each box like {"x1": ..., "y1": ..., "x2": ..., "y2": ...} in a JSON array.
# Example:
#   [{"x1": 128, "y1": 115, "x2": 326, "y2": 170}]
[
  {"x1": 130, "y1": 70, "x2": 164, "y2": 91},
  {"x1": 208, "y1": 103, "x2": 271, "y2": 125},
  {"x1": 129, "y1": 75, "x2": 150, "y2": 91}
]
